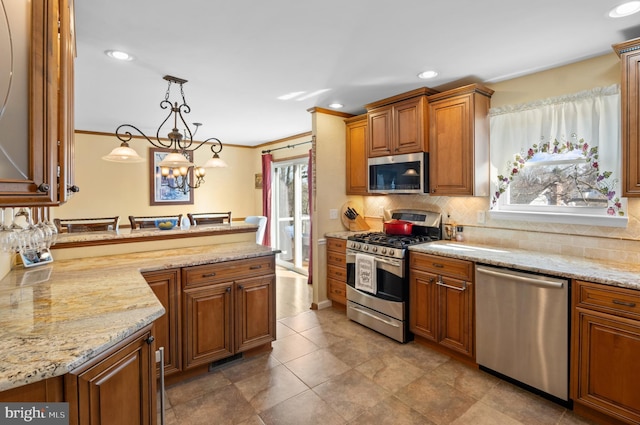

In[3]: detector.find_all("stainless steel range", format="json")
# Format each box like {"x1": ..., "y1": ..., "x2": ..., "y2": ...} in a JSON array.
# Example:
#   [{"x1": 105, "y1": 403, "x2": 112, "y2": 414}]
[{"x1": 346, "y1": 210, "x2": 441, "y2": 343}]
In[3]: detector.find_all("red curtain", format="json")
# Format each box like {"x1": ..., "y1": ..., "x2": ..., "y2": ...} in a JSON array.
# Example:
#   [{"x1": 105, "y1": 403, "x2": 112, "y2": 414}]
[
  {"x1": 261, "y1": 153, "x2": 273, "y2": 246},
  {"x1": 307, "y1": 148, "x2": 313, "y2": 285}
]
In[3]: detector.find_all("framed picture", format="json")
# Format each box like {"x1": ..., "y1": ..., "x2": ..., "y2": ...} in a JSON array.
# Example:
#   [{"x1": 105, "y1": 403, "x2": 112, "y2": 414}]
[
  {"x1": 149, "y1": 148, "x2": 194, "y2": 205},
  {"x1": 255, "y1": 173, "x2": 263, "y2": 189}
]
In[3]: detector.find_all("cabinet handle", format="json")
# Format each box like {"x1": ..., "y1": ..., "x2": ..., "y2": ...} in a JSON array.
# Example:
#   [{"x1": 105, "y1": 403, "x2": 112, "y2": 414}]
[
  {"x1": 226, "y1": 287, "x2": 231, "y2": 293},
  {"x1": 238, "y1": 285, "x2": 244, "y2": 290},
  {"x1": 431, "y1": 189, "x2": 436, "y2": 193},
  {"x1": 249, "y1": 265, "x2": 262, "y2": 270},
  {"x1": 145, "y1": 336, "x2": 155, "y2": 345},
  {"x1": 202, "y1": 272, "x2": 216, "y2": 278},
  {"x1": 432, "y1": 263, "x2": 444, "y2": 268},
  {"x1": 613, "y1": 299, "x2": 636, "y2": 307},
  {"x1": 37, "y1": 183, "x2": 50, "y2": 193},
  {"x1": 67, "y1": 185, "x2": 80, "y2": 193}
]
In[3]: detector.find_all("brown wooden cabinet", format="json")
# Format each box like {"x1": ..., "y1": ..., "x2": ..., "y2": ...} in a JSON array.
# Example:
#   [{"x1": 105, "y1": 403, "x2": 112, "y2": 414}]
[
  {"x1": 409, "y1": 252, "x2": 474, "y2": 359},
  {"x1": 181, "y1": 256, "x2": 276, "y2": 369},
  {"x1": 326, "y1": 237, "x2": 347, "y2": 305},
  {"x1": 366, "y1": 88, "x2": 437, "y2": 158},
  {"x1": 613, "y1": 38, "x2": 640, "y2": 197},
  {"x1": 0, "y1": 0, "x2": 75, "y2": 206},
  {"x1": 345, "y1": 115, "x2": 368, "y2": 195},
  {"x1": 427, "y1": 84, "x2": 493, "y2": 196},
  {"x1": 143, "y1": 269, "x2": 182, "y2": 376},
  {"x1": 67, "y1": 324, "x2": 157, "y2": 425},
  {"x1": 571, "y1": 280, "x2": 640, "y2": 425}
]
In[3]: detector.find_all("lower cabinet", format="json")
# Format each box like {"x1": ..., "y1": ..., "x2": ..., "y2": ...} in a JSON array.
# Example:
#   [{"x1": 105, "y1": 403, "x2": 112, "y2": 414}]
[
  {"x1": 409, "y1": 252, "x2": 474, "y2": 359},
  {"x1": 572, "y1": 280, "x2": 640, "y2": 425},
  {"x1": 326, "y1": 237, "x2": 347, "y2": 305},
  {"x1": 66, "y1": 324, "x2": 157, "y2": 425}
]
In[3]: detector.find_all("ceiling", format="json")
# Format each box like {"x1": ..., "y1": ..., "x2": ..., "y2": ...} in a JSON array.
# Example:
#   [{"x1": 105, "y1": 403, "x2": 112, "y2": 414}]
[{"x1": 74, "y1": 0, "x2": 640, "y2": 147}]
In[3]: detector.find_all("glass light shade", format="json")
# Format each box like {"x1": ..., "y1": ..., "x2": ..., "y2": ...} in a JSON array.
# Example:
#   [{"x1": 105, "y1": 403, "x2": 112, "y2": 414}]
[
  {"x1": 195, "y1": 167, "x2": 206, "y2": 178},
  {"x1": 102, "y1": 143, "x2": 145, "y2": 163},
  {"x1": 158, "y1": 152, "x2": 195, "y2": 168},
  {"x1": 202, "y1": 154, "x2": 228, "y2": 168}
]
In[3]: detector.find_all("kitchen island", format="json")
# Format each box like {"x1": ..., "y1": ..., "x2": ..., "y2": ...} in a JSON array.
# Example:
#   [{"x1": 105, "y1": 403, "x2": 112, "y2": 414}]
[{"x1": 0, "y1": 241, "x2": 277, "y2": 393}]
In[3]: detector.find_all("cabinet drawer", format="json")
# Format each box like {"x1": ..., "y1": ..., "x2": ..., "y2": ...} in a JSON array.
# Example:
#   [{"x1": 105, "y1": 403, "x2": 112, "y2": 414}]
[
  {"x1": 328, "y1": 278, "x2": 346, "y2": 304},
  {"x1": 327, "y1": 238, "x2": 346, "y2": 253},
  {"x1": 410, "y1": 253, "x2": 472, "y2": 280},
  {"x1": 327, "y1": 251, "x2": 346, "y2": 267},
  {"x1": 575, "y1": 280, "x2": 640, "y2": 320},
  {"x1": 327, "y1": 264, "x2": 347, "y2": 282},
  {"x1": 183, "y1": 256, "x2": 275, "y2": 288}
]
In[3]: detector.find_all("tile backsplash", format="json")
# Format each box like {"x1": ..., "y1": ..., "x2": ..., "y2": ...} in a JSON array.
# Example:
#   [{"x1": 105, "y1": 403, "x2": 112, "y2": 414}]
[{"x1": 363, "y1": 196, "x2": 640, "y2": 264}]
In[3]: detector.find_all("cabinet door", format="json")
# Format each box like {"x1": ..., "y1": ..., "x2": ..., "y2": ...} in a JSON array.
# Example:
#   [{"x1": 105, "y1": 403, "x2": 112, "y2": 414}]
[
  {"x1": 620, "y1": 47, "x2": 640, "y2": 196},
  {"x1": 235, "y1": 274, "x2": 275, "y2": 352},
  {"x1": 409, "y1": 269, "x2": 437, "y2": 341},
  {"x1": 0, "y1": 0, "x2": 65, "y2": 205},
  {"x1": 346, "y1": 116, "x2": 368, "y2": 195},
  {"x1": 368, "y1": 107, "x2": 393, "y2": 157},
  {"x1": 183, "y1": 283, "x2": 234, "y2": 368},
  {"x1": 437, "y1": 275, "x2": 473, "y2": 357},
  {"x1": 394, "y1": 96, "x2": 427, "y2": 155},
  {"x1": 143, "y1": 269, "x2": 181, "y2": 376},
  {"x1": 72, "y1": 326, "x2": 156, "y2": 425},
  {"x1": 429, "y1": 94, "x2": 472, "y2": 196},
  {"x1": 573, "y1": 311, "x2": 640, "y2": 423}
]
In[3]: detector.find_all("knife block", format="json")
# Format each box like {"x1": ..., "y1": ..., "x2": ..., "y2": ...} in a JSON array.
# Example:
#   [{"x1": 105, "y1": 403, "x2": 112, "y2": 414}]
[{"x1": 349, "y1": 215, "x2": 370, "y2": 231}]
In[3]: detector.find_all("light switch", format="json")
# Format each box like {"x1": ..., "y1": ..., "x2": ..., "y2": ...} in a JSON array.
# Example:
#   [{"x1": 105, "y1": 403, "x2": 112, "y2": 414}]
[{"x1": 329, "y1": 209, "x2": 338, "y2": 219}]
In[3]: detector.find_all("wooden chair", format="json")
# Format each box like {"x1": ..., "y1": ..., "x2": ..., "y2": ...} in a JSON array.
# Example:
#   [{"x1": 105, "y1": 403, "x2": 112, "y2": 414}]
[
  {"x1": 128, "y1": 214, "x2": 183, "y2": 229},
  {"x1": 54, "y1": 217, "x2": 120, "y2": 233},
  {"x1": 187, "y1": 212, "x2": 232, "y2": 226}
]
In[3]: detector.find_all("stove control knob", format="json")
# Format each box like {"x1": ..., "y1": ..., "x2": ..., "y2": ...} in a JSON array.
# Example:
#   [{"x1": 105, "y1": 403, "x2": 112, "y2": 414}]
[
  {"x1": 389, "y1": 249, "x2": 395, "y2": 256},
  {"x1": 363, "y1": 245, "x2": 369, "y2": 251},
  {"x1": 372, "y1": 246, "x2": 378, "y2": 253},
  {"x1": 381, "y1": 248, "x2": 387, "y2": 254}
]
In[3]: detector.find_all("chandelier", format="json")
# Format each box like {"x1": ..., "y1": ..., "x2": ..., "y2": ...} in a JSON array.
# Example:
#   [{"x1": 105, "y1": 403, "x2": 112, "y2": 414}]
[{"x1": 103, "y1": 75, "x2": 227, "y2": 193}]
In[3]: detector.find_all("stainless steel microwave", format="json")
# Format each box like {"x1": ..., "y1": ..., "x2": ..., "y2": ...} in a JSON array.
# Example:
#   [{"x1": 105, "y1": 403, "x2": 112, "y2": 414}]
[{"x1": 368, "y1": 152, "x2": 429, "y2": 194}]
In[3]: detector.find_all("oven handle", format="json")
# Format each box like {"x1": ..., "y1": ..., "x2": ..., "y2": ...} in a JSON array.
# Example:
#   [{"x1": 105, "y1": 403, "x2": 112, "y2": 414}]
[
  {"x1": 346, "y1": 250, "x2": 401, "y2": 267},
  {"x1": 349, "y1": 305, "x2": 401, "y2": 328}
]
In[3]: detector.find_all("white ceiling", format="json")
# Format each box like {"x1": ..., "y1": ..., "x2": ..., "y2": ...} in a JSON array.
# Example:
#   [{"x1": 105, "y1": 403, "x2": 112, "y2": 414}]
[{"x1": 74, "y1": 0, "x2": 640, "y2": 147}]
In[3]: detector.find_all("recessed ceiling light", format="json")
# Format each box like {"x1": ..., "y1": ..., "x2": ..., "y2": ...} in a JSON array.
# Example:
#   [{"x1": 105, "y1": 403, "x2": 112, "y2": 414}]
[
  {"x1": 105, "y1": 50, "x2": 134, "y2": 61},
  {"x1": 329, "y1": 103, "x2": 343, "y2": 109},
  {"x1": 609, "y1": 1, "x2": 640, "y2": 17},
  {"x1": 417, "y1": 70, "x2": 438, "y2": 79}
]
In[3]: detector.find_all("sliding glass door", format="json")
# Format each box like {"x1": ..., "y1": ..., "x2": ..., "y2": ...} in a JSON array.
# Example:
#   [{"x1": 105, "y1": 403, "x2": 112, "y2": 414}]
[{"x1": 273, "y1": 158, "x2": 309, "y2": 274}]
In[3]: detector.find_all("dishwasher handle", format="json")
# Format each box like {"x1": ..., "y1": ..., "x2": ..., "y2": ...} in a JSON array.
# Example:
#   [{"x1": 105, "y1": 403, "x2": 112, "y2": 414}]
[{"x1": 476, "y1": 266, "x2": 565, "y2": 289}]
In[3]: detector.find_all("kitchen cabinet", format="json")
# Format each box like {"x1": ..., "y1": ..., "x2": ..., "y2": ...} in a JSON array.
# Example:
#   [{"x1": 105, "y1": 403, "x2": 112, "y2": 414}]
[
  {"x1": 571, "y1": 280, "x2": 640, "y2": 425},
  {"x1": 345, "y1": 114, "x2": 368, "y2": 195},
  {"x1": 409, "y1": 252, "x2": 474, "y2": 359},
  {"x1": 143, "y1": 269, "x2": 182, "y2": 376},
  {"x1": 365, "y1": 88, "x2": 438, "y2": 158},
  {"x1": 427, "y1": 84, "x2": 493, "y2": 196},
  {"x1": 181, "y1": 256, "x2": 276, "y2": 368},
  {"x1": 613, "y1": 38, "x2": 640, "y2": 197},
  {"x1": 67, "y1": 324, "x2": 157, "y2": 425},
  {"x1": 0, "y1": 0, "x2": 76, "y2": 206},
  {"x1": 326, "y1": 237, "x2": 347, "y2": 305}
]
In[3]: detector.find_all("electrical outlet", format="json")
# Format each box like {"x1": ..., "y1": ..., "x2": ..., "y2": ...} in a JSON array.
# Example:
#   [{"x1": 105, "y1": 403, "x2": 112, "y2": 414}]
[
  {"x1": 329, "y1": 209, "x2": 338, "y2": 219},
  {"x1": 477, "y1": 210, "x2": 486, "y2": 224},
  {"x1": 377, "y1": 206, "x2": 384, "y2": 217}
]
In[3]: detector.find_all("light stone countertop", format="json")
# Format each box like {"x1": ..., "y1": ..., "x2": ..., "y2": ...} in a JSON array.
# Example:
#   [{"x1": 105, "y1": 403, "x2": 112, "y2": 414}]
[
  {"x1": 0, "y1": 241, "x2": 277, "y2": 392},
  {"x1": 325, "y1": 232, "x2": 640, "y2": 290}
]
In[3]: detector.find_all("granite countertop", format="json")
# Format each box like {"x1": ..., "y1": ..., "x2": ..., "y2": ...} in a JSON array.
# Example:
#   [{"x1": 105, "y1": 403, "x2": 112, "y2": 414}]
[
  {"x1": 0, "y1": 241, "x2": 277, "y2": 392},
  {"x1": 410, "y1": 241, "x2": 640, "y2": 290}
]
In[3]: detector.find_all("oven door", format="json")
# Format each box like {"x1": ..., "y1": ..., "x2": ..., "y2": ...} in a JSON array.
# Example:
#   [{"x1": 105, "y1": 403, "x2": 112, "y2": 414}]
[{"x1": 345, "y1": 249, "x2": 406, "y2": 302}]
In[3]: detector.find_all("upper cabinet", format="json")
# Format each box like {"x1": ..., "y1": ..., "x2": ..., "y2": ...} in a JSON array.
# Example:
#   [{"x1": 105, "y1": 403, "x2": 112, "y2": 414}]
[
  {"x1": 366, "y1": 88, "x2": 438, "y2": 158},
  {"x1": 345, "y1": 114, "x2": 368, "y2": 195},
  {"x1": 428, "y1": 84, "x2": 493, "y2": 196},
  {"x1": 0, "y1": 0, "x2": 75, "y2": 206},
  {"x1": 613, "y1": 38, "x2": 640, "y2": 197}
]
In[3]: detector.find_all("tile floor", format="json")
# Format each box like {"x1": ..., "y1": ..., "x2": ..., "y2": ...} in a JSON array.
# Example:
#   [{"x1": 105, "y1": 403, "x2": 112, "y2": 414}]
[{"x1": 161, "y1": 269, "x2": 598, "y2": 425}]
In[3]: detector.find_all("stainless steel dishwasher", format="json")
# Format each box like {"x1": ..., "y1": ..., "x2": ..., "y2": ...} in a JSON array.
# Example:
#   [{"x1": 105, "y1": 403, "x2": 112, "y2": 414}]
[{"x1": 475, "y1": 265, "x2": 569, "y2": 403}]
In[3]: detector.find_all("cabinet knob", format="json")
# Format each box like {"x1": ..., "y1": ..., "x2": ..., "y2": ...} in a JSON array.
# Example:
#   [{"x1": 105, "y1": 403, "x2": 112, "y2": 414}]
[
  {"x1": 37, "y1": 183, "x2": 50, "y2": 193},
  {"x1": 145, "y1": 336, "x2": 155, "y2": 345},
  {"x1": 226, "y1": 287, "x2": 231, "y2": 293},
  {"x1": 67, "y1": 185, "x2": 80, "y2": 193},
  {"x1": 431, "y1": 189, "x2": 436, "y2": 193},
  {"x1": 238, "y1": 285, "x2": 244, "y2": 290}
]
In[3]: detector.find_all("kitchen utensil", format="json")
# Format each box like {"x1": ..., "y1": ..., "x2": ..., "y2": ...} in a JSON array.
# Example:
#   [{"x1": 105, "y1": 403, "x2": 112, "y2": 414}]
[{"x1": 383, "y1": 219, "x2": 414, "y2": 235}]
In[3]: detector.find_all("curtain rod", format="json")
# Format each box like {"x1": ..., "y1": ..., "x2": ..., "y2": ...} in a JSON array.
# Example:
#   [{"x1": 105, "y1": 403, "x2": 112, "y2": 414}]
[{"x1": 261, "y1": 140, "x2": 312, "y2": 154}]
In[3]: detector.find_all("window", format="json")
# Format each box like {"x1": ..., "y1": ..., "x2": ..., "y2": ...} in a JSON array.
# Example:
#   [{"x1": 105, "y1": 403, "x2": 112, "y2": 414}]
[{"x1": 489, "y1": 85, "x2": 627, "y2": 227}]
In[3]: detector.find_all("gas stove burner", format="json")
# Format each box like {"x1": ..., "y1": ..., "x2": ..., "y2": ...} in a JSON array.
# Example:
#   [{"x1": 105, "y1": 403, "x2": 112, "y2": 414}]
[{"x1": 348, "y1": 232, "x2": 434, "y2": 248}]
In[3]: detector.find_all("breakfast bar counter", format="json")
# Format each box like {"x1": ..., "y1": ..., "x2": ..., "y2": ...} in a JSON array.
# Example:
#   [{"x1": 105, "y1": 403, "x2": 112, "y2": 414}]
[{"x1": 0, "y1": 241, "x2": 277, "y2": 392}]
